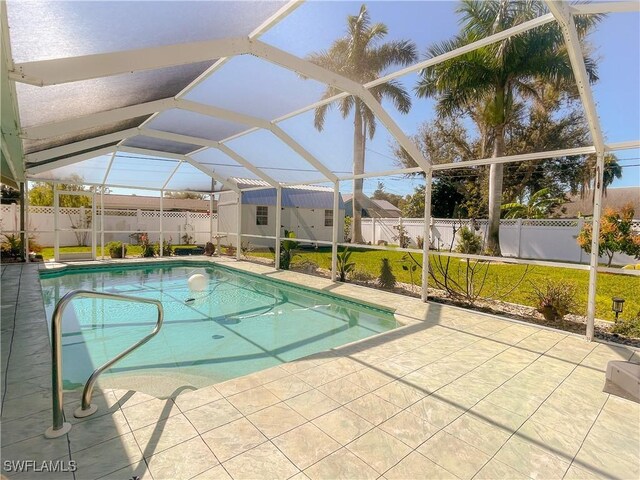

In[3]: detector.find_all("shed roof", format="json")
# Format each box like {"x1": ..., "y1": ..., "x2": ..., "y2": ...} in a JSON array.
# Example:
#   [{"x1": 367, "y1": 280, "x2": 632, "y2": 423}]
[{"x1": 241, "y1": 187, "x2": 344, "y2": 209}]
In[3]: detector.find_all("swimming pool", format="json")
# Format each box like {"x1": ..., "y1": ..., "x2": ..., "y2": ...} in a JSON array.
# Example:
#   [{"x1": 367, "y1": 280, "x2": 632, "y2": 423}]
[{"x1": 39, "y1": 262, "x2": 397, "y2": 396}]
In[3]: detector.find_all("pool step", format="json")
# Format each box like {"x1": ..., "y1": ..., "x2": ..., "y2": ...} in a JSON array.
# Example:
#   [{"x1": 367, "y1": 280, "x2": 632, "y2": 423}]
[{"x1": 604, "y1": 361, "x2": 640, "y2": 403}]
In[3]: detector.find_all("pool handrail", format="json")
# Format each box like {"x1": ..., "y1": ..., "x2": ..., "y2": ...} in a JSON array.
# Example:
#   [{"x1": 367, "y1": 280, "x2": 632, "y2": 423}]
[{"x1": 45, "y1": 289, "x2": 163, "y2": 439}]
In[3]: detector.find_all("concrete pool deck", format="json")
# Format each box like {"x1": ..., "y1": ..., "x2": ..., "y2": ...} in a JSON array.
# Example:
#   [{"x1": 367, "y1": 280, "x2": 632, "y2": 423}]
[{"x1": 1, "y1": 258, "x2": 639, "y2": 480}]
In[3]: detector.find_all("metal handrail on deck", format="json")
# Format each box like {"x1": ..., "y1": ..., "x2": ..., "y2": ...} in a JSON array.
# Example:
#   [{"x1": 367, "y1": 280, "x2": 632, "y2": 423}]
[{"x1": 44, "y1": 290, "x2": 163, "y2": 439}]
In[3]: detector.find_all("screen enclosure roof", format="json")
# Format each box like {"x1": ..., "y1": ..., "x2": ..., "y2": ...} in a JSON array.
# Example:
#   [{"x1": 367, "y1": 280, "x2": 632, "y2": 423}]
[{"x1": 1, "y1": 0, "x2": 638, "y2": 192}]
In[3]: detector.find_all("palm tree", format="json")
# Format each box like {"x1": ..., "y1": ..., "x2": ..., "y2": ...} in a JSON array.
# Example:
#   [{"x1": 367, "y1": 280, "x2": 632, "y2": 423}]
[
  {"x1": 501, "y1": 187, "x2": 564, "y2": 219},
  {"x1": 416, "y1": 0, "x2": 601, "y2": 255},
  {"x1": 307, "y1": 4, "x2": 417, "y2": 243}
]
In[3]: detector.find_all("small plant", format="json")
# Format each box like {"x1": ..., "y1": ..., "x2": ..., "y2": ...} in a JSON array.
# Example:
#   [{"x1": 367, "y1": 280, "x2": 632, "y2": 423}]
[
  {"x1": 416, "y1": 236, "x2": 424, "y2": 249},
  {"x1": 456, "y1": 226, "x2": 482, "y2": 254},
  {"x1": 1, "y1": 233, "x2": 22, "y2": 259},
  {"x1": 611, "y1": 310, "x2": 640, "y2": 338},
  {"x1": 392, "y1": 224, "x2": 410, "y2": 248},
  {"x1": 402, "y1": 260, "x2": 419, "y2": 293},
  {"x1": 155, "y1": 240, "x2": 173, "y2": 256},
  {"x1": 293, "y1": 258, "x2": 319, "y2": 274},
  {"x1": 181, "y1": 232, "x2": 194, "y2": 245},
  {"x1": 223, "y1": 244, "x2": 236, "y2": 256},
  {"x1": 106, "y1": 241, "x2": 126, "y2": 259},
  {"x1": 377, "y1": 258, "x2": 397, "y2": 289},
  {"x1": 240, "y1": 241, "x2": 254, "y2": 257},
  {"x1": 139, "y1": 233, "x2": 155, "y2": 258},
  {"x1": 276, "y1": 230, "x2": 299, "y2": 270},
  {"x1": 337, "y1": 248, "x2": 355, "y2": 282},
  {"x1": 349, "y1": 268, "x2": 374, "y2": 283},
  {"x1": 528, "y1": 279, "x2": 578, "y2": 322}
]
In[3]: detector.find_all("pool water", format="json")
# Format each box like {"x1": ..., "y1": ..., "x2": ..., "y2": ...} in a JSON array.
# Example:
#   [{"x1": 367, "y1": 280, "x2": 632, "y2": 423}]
[{"x1": 39, "y1": 263, "x2": 397, "y2": 396}]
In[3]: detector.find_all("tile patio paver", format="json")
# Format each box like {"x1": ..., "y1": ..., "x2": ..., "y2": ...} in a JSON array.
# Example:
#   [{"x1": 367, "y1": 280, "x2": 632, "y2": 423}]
[
  {"x1": 2, "y1": 261, "x2": 639, "y2": 480},
  {"x1": 201, "y1": 418, "x2": 267, "y2": 463},
  {"x1": 146, "y1": 436, "x2": 219, "y2": 480},
  {"x1": 222, "y1": 442, "x2": 299, "y2": 480},
  {"x1": 272, "y1": 423, "x2": 341, "y2": 470}
]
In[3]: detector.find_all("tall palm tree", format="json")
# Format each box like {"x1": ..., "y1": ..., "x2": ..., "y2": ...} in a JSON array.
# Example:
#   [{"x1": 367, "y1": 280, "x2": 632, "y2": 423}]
[
  {"x1": 307, "y1": 4, "x2": 417, "y2": 243},
  {"x1": 416, "y1": 0, "x2": 601, "y2": 255}
]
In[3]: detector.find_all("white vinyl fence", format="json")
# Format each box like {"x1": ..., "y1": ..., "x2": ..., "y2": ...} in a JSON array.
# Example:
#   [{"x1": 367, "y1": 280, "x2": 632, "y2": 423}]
[
  {"x1": 0, "y1": 204, "x2": 217, "y2": 246},
  {"x1": 361, "y1": 217, "x2": 640, "y2": 266}
]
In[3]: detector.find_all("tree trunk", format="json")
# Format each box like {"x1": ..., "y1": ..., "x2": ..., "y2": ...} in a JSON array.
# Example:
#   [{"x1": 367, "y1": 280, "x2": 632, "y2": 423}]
[
  {"x1": 487, "y1": 125, "x2": 504, "y2": 256},
  {"x1": 351, "y1": 104, "x2": 365, "y2": 244}
]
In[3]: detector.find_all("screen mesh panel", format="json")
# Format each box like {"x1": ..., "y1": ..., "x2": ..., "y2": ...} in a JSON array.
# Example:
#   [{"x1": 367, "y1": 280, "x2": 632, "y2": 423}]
[
  {"x1": 122, "y1": 136, "x2": 201, "y2": 155},
  {"x1": 105, "y1": 154, "x2": 179, "y2": 189},
  {"x1": 146, "y1": 109, "x2": 249, "y2": 142}
]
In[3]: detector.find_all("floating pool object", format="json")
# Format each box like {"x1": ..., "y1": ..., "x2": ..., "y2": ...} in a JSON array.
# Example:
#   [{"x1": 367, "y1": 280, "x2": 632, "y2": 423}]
[
  {"x1": 188, "y1": 274, "x2": 207, "y2": 292},
  {"x1": 185, "y1": 298, "x2": 196, "y2": 304}
]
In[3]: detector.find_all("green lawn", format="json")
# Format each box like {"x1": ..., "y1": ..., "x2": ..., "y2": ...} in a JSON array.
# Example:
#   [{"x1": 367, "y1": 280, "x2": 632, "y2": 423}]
[{"x1": 248, "y1": 247, "x2": 639, "y2": 322}]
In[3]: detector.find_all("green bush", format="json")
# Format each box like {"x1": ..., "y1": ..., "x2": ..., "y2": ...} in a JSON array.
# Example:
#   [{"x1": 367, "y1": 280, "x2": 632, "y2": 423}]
[
  {"x1": 155, "y1": 240, "x2": 173, "y2": 256},
  {"x1": 377, "y1": 258, "x2": 397, "y2": 289},
  {"x1": 456, "y1": 227, "x2": 482, "y2": 255},
  {"x1": 528, "y1": 279, "x2": 578, "y2": 321},
  {"x1": 106, "y1": 241, "x2": 126, "y2": 259},
  {"x1": 337, "y1": 249, "x2": 355, "y2": 282},
  {"x1": 612, "y1": 310, "x2": 640, "y2": 338}
]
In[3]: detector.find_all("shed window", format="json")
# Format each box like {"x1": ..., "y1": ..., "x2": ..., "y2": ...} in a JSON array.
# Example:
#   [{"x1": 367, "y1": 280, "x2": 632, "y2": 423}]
[
  {"x1": 256, "y1": 206, "x2": 268, "y2": 225},
  {"x1": 325, "y1": 209, "x2": 333, "y2": 227}
]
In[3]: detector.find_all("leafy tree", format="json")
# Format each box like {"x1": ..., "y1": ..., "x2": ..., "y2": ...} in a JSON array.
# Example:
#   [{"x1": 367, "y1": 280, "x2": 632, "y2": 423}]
[
  {"x1": 307, "y1": 4, "x2": 417, "y2": 243},
  {"x1": 402, "y1": 185, "x2": 425, "y2": 218},
  {"x1": 577, "y1": 205, "x2": 640, "y2": 267},
  {"x1": 164, "y1": 191, "x2": 205, "y2": 200},
  {"x1": 29, "y1": 175, "x2": 92, "y2": 207},
  {"x1": 0, "y1": 185, "x2": 20, "y2": 204},
  {"x1": 501, "y1": 188, "x2": 564, "y2": 219},
  {"x1": 415, "y1": 0, "x2": 601, "y2": 255}
]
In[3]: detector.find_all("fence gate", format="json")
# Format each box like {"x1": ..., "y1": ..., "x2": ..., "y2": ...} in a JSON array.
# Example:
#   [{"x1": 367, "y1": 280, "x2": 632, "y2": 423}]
[{"x1": 54, "y1": 188, "x2": 97, "y2": 261}]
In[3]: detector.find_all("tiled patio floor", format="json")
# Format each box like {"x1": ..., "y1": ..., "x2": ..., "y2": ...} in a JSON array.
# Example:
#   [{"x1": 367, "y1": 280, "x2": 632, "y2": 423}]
[{"x1": 1, "y1": 260, "x2": 639, "y2": 480}]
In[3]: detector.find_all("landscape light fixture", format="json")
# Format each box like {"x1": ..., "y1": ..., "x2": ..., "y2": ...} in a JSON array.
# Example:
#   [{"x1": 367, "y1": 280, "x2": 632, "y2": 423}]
[{"x1": 611, "y1": 297, "x2": 625, "y2": 321}]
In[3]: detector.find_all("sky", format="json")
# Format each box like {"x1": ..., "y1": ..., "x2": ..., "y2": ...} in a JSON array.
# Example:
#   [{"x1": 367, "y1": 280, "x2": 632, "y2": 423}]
[{"x1": 29, "y1": 1, "x2": 640, "y2": 199}]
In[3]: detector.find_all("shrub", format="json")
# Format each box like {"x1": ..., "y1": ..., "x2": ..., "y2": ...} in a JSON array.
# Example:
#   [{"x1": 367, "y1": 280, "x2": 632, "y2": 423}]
[
  {"x1": 106, "y1": 241, "x2": 126, "y2": 259},
  {"x1": 577, "y1": 204, "x2": 640, "y2": 267},
  {"x1": 292, "y1": 258, "x2": 319, "y2": 274},
  {"x1": 416, "y1": 236, "x2": 424, "y2": 249},
  {"x1": 456, "y1": 227, "x2": 482, "y2": 255},
  {"x1": 1, "y1": 233, "x2": 22, "y2": 259},
  {"x1": 377, "y1": 258, "x2": 397, "y2": 289},
  {"x1": 139, "y1": 234, "x2": 155, "y2": 258},
  {"x1": 392, "y1": 224, "x2": 410, "y2": 248},
  {"x1": 337, "y1": 248, "x2": 355, "y2": 282},
  {"x1": 528, "y1": 279, "x2": 578, "y2": 321},
  {"x1": 611, "y1": 310, "x2": 640, "y2": 338},
  {"x1": 349, "y1": 268, "x2": 374, "y2": 283},
  {"x1": 223, "y1": 244, "x2": 236, "y2": 256},
  {"x1": 155, "y1": 240, "x2": 173, "y2": 256}
]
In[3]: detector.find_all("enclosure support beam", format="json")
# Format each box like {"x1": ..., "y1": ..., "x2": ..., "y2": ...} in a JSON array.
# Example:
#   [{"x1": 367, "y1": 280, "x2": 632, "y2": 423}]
[
  {"x1": 100, "y1": 188, "x2": 104, "y2": 260},
  {"x1": 209, "y1": 194, "x2": 215, "y2": 247},
  {"x1": 91, "y1": 189, "x2": 97, "y2": 260},
  {"x1": 421, "y1": 169, "x2": 432, "y2": 302},
  {"x1": 53, "y1": 183, "x2": 59, "y2": 261},
  {"x1": 183, "y1": 156, "x2": 240, "y2": 194},
  {"x1": 26, "y1": 146, "x2": 116, "y2": 175},
  {"x1": 19, "y1": 182, "x2": 26, "y2": 261},
  {"x1": 275, "y1": 186, "x2": 282, "y2": 269},
  {"x1": 159, "y1": 191, "x2": 164, "y2": 257},
  {"x1": 331, "y1": 181, "x2": 340, "y2": 282},
  {"x1": 236, "y1": 192, "x2": 242, "y2": 260},
  {"x1": 547, "y1": 0, "x2": 606, "y2": 342}
]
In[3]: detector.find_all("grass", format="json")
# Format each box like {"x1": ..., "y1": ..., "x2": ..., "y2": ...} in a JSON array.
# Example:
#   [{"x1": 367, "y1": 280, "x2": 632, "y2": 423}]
[{"x1": 248, "y1": 246, "x2": 639, "y2": 322}]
